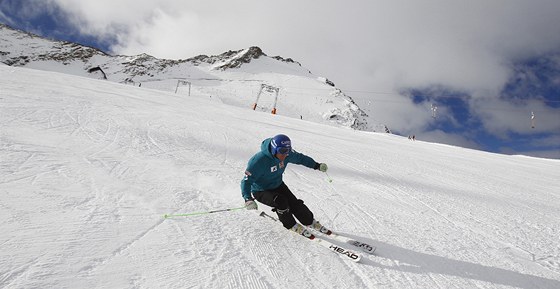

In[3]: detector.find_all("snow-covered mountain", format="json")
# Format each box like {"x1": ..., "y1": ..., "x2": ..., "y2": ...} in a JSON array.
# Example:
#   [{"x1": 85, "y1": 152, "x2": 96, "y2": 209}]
[
  {"x1": 1, "y1": 63, "x2": 559, "y2": 289},
  {"x1": 0, "y1": 23, "x2": 381, "y2": 132}
]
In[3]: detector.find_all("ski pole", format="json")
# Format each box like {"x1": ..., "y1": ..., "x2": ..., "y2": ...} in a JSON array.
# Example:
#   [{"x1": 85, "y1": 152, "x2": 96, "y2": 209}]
[
  {"x1": 163, "y1": 205, "x2": 246, "y2": 218},
  {"x1": 325, "y1": 171, "x2": 333, "y2": 183}
]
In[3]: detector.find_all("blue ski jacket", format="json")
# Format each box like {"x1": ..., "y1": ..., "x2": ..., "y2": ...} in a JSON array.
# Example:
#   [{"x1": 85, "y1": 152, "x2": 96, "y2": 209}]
[{"x1": 241, "y1": 138, "x2": 318, "y2": 200}]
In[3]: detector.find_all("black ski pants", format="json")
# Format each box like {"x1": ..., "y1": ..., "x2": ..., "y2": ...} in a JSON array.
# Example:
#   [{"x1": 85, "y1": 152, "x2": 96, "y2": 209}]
[{"x1": 253, "y1": 182, "x2": 314, "y2": 229}]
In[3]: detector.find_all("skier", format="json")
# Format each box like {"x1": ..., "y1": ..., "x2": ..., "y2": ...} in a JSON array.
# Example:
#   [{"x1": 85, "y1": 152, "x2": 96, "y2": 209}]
[{"x1": 241, "y1": 134, "x2": 329, "y2": 237}]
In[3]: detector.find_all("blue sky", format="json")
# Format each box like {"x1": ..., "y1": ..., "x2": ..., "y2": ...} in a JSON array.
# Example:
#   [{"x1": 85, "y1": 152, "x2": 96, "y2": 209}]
[
  {"x1": 1, "y1": 0, "x2": 559, "y2": 159},
  {"x1": 0, "y1": 0, "x2": 113, "y2": 52}
]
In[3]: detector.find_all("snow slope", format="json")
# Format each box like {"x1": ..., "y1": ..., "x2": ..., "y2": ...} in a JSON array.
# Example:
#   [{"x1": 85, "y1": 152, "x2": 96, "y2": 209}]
[{"x1": 1, "y1": 66, "x2": 559, "y2": 289}]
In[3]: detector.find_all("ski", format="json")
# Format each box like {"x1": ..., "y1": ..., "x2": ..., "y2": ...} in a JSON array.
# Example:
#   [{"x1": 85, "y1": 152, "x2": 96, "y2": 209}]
[
  {"x1": 258, "y1": 211, "x2": 362, "y2": 262},
  {"x1": 259, "y1": 210, "x2": 376, "y2": 254},
  {"x1": 315, "y1": 230, "x2": 376, "y2": 254},
  {"x1": 312, "y1": 237, "x2": 362, "y2": 262}
]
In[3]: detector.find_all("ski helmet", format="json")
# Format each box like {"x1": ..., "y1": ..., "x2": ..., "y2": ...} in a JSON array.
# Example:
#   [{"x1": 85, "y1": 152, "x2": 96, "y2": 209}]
[{"x1": 271, "y1": 134, "x2": 292, "y2": 155}]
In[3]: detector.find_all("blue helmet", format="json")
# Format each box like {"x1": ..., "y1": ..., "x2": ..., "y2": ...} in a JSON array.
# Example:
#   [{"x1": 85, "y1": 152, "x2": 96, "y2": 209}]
[{"x1": 271, "y1": 134, "x2": 292, "y2": 155}]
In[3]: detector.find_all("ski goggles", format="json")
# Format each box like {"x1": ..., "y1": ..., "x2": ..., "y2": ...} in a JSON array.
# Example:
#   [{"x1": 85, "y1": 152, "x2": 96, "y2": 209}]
[{"x1": 277, "y1": 147, "x2": 291, "y2": 155}]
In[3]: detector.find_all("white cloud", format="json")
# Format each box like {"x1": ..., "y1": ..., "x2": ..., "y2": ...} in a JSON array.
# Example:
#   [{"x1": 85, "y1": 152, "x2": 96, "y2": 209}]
[
  {"x1": 44, "y1": 1, "x2": 560, "y2": 91},
  {"x1": 469, "y1": 97, "x2": 560, "y2": 138}
]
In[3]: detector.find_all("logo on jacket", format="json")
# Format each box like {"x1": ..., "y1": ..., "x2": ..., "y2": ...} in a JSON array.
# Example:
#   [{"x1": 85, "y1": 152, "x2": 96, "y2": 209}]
[
  {"x1": 270, "y1": 166, "x2": 277, "y2": 172},
  {"x1": 243, "y1": 170, "x2": 252, "y2": 180}
]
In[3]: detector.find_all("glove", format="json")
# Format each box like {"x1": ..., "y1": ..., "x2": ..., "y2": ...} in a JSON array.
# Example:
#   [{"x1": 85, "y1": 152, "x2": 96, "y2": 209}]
[
  {"x1": 318, "y1": 163, "x2": 328, "y2": 172},
  {"x1": 245, "y1": 198, "x2": 258, "y2": 210}
]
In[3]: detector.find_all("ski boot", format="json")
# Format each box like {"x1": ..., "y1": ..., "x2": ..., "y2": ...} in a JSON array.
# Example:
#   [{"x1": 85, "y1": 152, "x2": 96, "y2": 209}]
[
  {"x1": 309, "y1": 219, "x2": 332, "y2": 235},
  {"x1": 290, "y1": 223, "x2": 315, "y2": 239}
]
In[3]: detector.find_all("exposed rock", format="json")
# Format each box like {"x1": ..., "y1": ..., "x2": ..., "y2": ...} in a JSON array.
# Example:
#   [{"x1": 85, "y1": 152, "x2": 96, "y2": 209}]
[{"x1": 0, "y1": 23, "x2": 384, "y2": 133}]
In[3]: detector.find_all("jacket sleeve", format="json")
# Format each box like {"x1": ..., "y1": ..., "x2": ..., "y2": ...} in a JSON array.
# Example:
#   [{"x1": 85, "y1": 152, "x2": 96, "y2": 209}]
[
  {"x1": 240, "y1": 160, "x2": 263, "y2": 200},
  {"x1": 240, "y1": 171, "x2": 253, "y2": 200},
  {"x1": 287, "y1": 150, "x2": 318, "y2": 169}
]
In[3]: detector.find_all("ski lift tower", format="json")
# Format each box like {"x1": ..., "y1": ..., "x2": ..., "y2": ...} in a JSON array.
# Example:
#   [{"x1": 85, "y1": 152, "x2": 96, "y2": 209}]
[
  {"x1": 431, "y1": 103, "x2": 438, "y2": 118},
  {"x1": 175, "y1": 80, "x2": 191, "y2": 96},
  {"x1": 252, "y1": 84, "x2": 280, "y2": 114}
]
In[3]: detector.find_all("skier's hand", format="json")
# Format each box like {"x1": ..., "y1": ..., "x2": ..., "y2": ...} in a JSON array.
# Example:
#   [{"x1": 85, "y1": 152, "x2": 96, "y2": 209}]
[
  {"x1": 318, "y1": 163, "x2": 328, "y2": 172},
  {"x1": 245, "y1": 198, "x2": 258, "y2": 210}
]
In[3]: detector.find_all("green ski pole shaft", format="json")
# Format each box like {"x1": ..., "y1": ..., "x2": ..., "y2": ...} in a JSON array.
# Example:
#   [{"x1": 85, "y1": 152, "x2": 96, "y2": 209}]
[
  {"x1": 163, "y1": 206, "x2": 246, "y2": 218},
  {"x1": 325, "y1": 171, "x2": 333, "y2": 183}
]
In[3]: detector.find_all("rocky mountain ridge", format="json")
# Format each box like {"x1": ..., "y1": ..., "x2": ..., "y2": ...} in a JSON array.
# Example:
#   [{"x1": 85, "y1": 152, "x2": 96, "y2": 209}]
[{"x1": 0, "y1": 23, "x2": 384, "y2": 132}]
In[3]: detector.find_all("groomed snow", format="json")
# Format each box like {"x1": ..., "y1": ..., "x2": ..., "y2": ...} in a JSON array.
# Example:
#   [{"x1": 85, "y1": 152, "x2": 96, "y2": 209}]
[{"x1": 1, "y1": 66, "x2": 559, "y2": 288}]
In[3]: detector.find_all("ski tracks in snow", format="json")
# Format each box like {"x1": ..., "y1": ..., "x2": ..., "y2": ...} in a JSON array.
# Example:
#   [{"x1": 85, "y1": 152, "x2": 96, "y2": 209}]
[
  {"x1": 3, "y1": 66, "x2": 559, "y2": 288},
  {"x1": 79, "y1": 216, "x2": 167, "y2": 275},
  {"x1": 290, "y1": 142, "x2": 560, "y2": 288}
]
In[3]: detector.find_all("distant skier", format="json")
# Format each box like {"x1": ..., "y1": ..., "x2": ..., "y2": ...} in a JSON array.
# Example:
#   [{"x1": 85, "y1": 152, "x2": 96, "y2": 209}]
[{"x1": 241, "y1": 134, "x2": 329, "y2": 236}]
